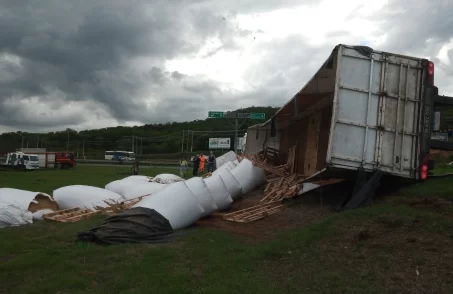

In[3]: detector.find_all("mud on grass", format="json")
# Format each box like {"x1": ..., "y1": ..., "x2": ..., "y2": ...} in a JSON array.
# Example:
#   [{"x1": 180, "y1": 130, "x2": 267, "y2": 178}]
[{"x1": 196, "y1": 189, "x2": 331, "y2": 242}]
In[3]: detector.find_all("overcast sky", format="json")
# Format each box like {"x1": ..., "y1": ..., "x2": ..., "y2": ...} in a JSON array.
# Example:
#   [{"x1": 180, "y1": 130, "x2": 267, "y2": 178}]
[{"x1": 1, "y1": 0, "x2": 452, "y2": 133}]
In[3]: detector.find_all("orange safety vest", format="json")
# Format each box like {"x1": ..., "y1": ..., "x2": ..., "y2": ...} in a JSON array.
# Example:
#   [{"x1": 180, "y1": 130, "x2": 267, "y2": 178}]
[{"x1": 199, "y1": 156, "x2": 205, "y2": 169}]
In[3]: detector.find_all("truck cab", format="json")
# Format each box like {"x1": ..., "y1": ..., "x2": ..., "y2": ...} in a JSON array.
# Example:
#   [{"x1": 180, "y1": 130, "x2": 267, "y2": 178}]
[
  {"x1": 5, "y1": 152, "x2": 40, "y2": 170},
  {"x1": 55, "y1": 152, "x2": 76, "y2": 168}
]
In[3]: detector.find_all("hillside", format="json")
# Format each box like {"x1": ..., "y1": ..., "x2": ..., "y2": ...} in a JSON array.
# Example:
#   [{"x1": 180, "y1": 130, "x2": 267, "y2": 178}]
[{"x1": 0, "y1": 106, "x2": 279, "y2": 155}]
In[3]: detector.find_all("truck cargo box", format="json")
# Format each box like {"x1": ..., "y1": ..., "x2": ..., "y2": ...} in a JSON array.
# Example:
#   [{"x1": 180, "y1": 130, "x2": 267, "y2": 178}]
[{"x1": 245, "y1": 44, "x2": 436, "y2": 181}]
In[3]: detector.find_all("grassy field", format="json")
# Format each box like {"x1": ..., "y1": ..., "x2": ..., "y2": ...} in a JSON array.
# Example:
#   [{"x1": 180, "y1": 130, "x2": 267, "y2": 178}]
[{"x1": 1, "y1": 166, "x2": 453, "y2": 293}]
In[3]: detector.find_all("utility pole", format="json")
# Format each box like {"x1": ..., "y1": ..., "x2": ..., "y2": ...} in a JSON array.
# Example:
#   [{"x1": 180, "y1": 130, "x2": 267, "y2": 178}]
[
  {"x1": 181, "y1": 129, "x2": 184, "y2": 153},
  {"x1": 234, "y1": 117, "x2": 238, "y2": 153},
  {"x1": 140, "y1": 137, "x2": 143, "y2": 155},
  {"x1": 190, "y1": 131, "x2": 194, "y2": 152},
  {"x1": 37, "y1": 135, "x2": 39, "y2": 148},
  {"x1": 186, "y1": 130, "x2": 190, "y2": 152},
  {"x1": 131, "y1": 136, "x2": 134, "y2": 152},
  {"x1": 66, "y1": 131, "x2": 69, "y2": 151},
  {"x1": 82, "y1": 140, "x2": 85, "y2": 158},
  {"x1": 21, "y1": 136, "x2": 24, "y2": 148}
]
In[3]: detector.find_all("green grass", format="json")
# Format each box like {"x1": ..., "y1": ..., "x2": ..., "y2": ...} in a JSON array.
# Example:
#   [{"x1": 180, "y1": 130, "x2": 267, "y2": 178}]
[
  {"x1": 1, "y1": 166, "x2": 453, "y2": 293},
  {"x1": 0, "y1": 166, "x2": 184, "y2": 194}
]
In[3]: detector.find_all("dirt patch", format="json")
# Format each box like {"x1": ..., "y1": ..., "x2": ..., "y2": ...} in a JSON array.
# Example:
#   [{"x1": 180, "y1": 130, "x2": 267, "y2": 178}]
[
  {"x1": 196, "y1": 189, "x2": 330, "y2": 241},
  {"x1": 381, "y1": 195, "x2": 453, "y2": 218}
]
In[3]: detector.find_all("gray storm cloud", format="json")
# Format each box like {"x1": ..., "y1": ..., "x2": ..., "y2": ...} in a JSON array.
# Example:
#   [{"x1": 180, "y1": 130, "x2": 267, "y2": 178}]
[{"x1": 0, "y1": 0, "x2": 452, "y2": 132}]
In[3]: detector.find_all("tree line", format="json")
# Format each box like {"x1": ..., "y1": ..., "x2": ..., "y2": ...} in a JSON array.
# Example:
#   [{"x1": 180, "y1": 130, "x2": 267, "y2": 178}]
[{"x1": 0, "y1": 107, "x2": 279, "y2": 156}]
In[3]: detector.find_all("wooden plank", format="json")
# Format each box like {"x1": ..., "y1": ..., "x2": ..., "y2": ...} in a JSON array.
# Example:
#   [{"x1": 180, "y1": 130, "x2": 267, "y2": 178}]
[
  {"x1": 43, "y1": 207, "x2": 80, "y2": 218},
  {"x1": 60, "y1": 210, "x2": 100, "y2": 222}
]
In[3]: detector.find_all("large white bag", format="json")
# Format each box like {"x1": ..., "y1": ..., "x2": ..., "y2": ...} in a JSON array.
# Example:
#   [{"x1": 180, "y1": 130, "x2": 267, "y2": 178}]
[
  {"x1": 105, "y1": 180, "x2": 135, "y2": 197},
  {"x1": 151, "y1": 174, "x2": 184, "y2": 184},
  {"x1": 121, "y1": 175, "x2": 152, "y2": 182},
  {"x1": 230, "y1": 158, "x2": 266, "y2": 195},
  {"x1": 0, "y1": 202, "x2": 33, "y2": 228},
  {"x1": 185, "y1": 177, "x2": 217, "y2": 217},
  {"x1": 204, "y1": 175, "x2": 233, "y2": 211},
  {"x1": 105, "y1": 180, "x2": 166, "y2": 200},
  {"x1": 216, "y1": 168, "x2": 243, "y2": 201},
  {"x1": 53, "y1": 185, "x2": 123, "y2": 210},
  {"x1": 133, "y1": 181, "x2": 204, "y2": 230},
  {"x1": 222, "y1": 151, "x2": 237, "y2": 162},
  {"x1": 215, "y1": 157, "x2": 226, "y2": 169},
  {"x1": 121, "y1": 182, "x2": 167, "y2": 200}
]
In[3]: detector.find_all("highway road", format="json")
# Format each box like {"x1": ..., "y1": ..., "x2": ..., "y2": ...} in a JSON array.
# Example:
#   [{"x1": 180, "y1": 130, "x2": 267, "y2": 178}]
[{"x1": 80, "y1": 163, "x2": 179, "y2": 169}]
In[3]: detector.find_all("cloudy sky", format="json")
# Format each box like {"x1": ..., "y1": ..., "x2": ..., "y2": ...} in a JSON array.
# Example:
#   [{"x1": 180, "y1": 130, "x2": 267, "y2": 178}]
[{"x1": 1, "y1": 0, "x2": 452, "y2": 133}]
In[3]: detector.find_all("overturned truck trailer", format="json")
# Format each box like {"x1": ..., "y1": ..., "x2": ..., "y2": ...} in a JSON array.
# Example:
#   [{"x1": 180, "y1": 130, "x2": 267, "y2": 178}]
[{"x1": 246, "y1": 44, "x2": 438, "y2": 192}]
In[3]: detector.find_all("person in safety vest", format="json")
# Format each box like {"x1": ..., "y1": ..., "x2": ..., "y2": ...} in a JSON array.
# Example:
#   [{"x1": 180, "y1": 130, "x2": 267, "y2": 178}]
[
  {"x1": 199, "y1": 153, "x2": 206, "y2": 174},
  {"x1": 179, "y1": 158, "x2": 188, "y2": 177}
]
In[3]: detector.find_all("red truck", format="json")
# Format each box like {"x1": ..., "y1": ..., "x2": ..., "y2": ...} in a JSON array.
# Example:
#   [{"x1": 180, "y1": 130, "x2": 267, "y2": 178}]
[
  {"x1": 31, "y1": 152, "x2": 77, "y2": 169},
  {"x1": 55, "y1": 152, "x2": 76, "y2": 169}
]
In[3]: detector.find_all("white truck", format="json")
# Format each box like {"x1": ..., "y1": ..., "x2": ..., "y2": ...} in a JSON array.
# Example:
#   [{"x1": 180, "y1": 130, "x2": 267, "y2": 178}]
[
  {"x1": 245, "y1": 44, "x2": 442, "y2": 207},
  {"x1": 2, "y1": 152, "x2": 40, "y2": 170}
]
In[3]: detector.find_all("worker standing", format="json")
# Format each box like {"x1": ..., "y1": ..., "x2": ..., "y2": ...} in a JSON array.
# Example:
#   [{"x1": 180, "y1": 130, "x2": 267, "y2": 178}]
[
  {"x1": 199, "y1": 153, "x2": 206, "y2": 174},
  {"x1": 131, "y1": 160, "x2": 140, "y2": 175},
  {"x1": 208, "y1": 151, "x2": 216, "y2": 173},
  {"x1": 180, "y1": 158, "x2": 188, "y2": 178},
  {"x1": 192, "y1": 154, "x2": 200, "y2": 176}
]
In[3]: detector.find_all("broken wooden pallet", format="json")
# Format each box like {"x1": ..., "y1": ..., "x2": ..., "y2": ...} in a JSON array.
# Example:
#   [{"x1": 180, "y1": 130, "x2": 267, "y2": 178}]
[
  {"x1": 261, "y1": 174, "x2": 304, "y2": 204},
  {"x1": 44, "y1": 207, "x2": 100, "y2": 223},
  {"x1": 223, "y1": 202, "x2": 284, "y2": 223}
]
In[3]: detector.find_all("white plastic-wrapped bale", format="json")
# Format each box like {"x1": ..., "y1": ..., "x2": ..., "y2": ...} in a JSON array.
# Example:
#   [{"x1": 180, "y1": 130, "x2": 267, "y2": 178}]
[
  {"x1": 32, "y1": 209, "x2": 55, "y2": 221},
  {"x1": 121, "y1": 182, "x2": 167, "y2": 200},
  {"x1": 121, "y1": 175, "x2": 153, "y2": 182},
  {"x1": 133, "y1": 181, "x2": 204, "y2": 230},
  {"x1": 216, "y1": 168, "x2": 243, "y2": 201},
  {"x1": 0, "y1": 188, "x2": 59, "y2": 213},
  {"x1": 222, "y1": 151, "x2": 237, "y2": 162},
  {"x1": 53, "y1": 185, "x2": 123, "y2": 210},
  {"x1": 0, "y1": 203, "x2": 33, "y2": 228},
  {"x1": 105, "y1": 180, "x2": 167, "y2": 200},
  {"x1": 185, "y1": 177, "x2": 217, "y2": 217},
  {"x1": 151, "y1": 174, "x2": 184, "y2": 184},
  {"x1": 204, "y1": 175, "x2": 233, "y2": 211},
  {"x1": 215, "y1": 156, "x2": 226, "y2": 169},
  {"x1": 105, "y1": 180, "x2": 134, "y2": 198},
  {"x1": 230, "y1": 158, "x2": 266, "y2": 195}
]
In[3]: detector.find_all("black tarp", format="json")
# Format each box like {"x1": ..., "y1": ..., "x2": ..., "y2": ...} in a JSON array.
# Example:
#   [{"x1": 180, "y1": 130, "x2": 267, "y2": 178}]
[{"x1": 77, "y1": 207, "x2": 175, "y2": 245}]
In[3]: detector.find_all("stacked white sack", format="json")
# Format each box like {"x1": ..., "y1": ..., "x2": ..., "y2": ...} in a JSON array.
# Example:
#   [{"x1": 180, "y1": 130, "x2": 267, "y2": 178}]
[
  {"x1": 215, "y1": 168, "x2": 242, "y2": 201},
  {"x1": 53, "y1": 185, "x2": 123, "y2": 210},
  {"x1": 185, "y1": 177, "x2": 217, "y2": 217},
  {"x1": 133, "y1": 181, "x2": 204, "y2": 230},
  {"x1": 204, "y1": 174, "x2": 233, "y2": 211},
  {"x1": 230, "y1": 158, "x2": 266, "y2": 196},
  {"x1": 151, "y1": 174, "x2": 184, "y2": 184},
  {"x1": 105, "y1": 180, "x2": 167, "y2": 200},
  {"x1": 0, "y1": 202, "x2": 33, "y2": 228},
  {"x1": 212, "y1": 160, "x2": 236, "y2": 175},
  {"x1": 215, "y1": 151, "x2": 237, "y2": 169},
  {"x1": 121, "y1": 175, "x2": 153, "y2": 182},
  {"x1": 0, "y1": 188, "x2": 57, "y2": 227}
]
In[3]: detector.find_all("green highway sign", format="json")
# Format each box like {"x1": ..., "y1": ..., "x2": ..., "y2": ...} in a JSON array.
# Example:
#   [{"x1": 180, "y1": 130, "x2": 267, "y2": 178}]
[
  {"x1": 208, "y1": 111, "x2": 265, "y2": 120},
  {"x1": 250, "y1": 113, "x2": 265, "y2": 120},
  {"x1": 208, "y1": 111, "x2": 224, "y2": 118}
]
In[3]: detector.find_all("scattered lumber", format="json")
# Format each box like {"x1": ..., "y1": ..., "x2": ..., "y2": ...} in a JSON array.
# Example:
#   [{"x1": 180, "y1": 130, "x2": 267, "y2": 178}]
[
  {"x1": 44, "y1": 208, "x2": 100, "y2": 223},
  {"x1": 223, "y1": 202, "x2": 284, "y2": 223},
  {"x1": 43, "y1": 196, "x2": 146, "y2": 223}
]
